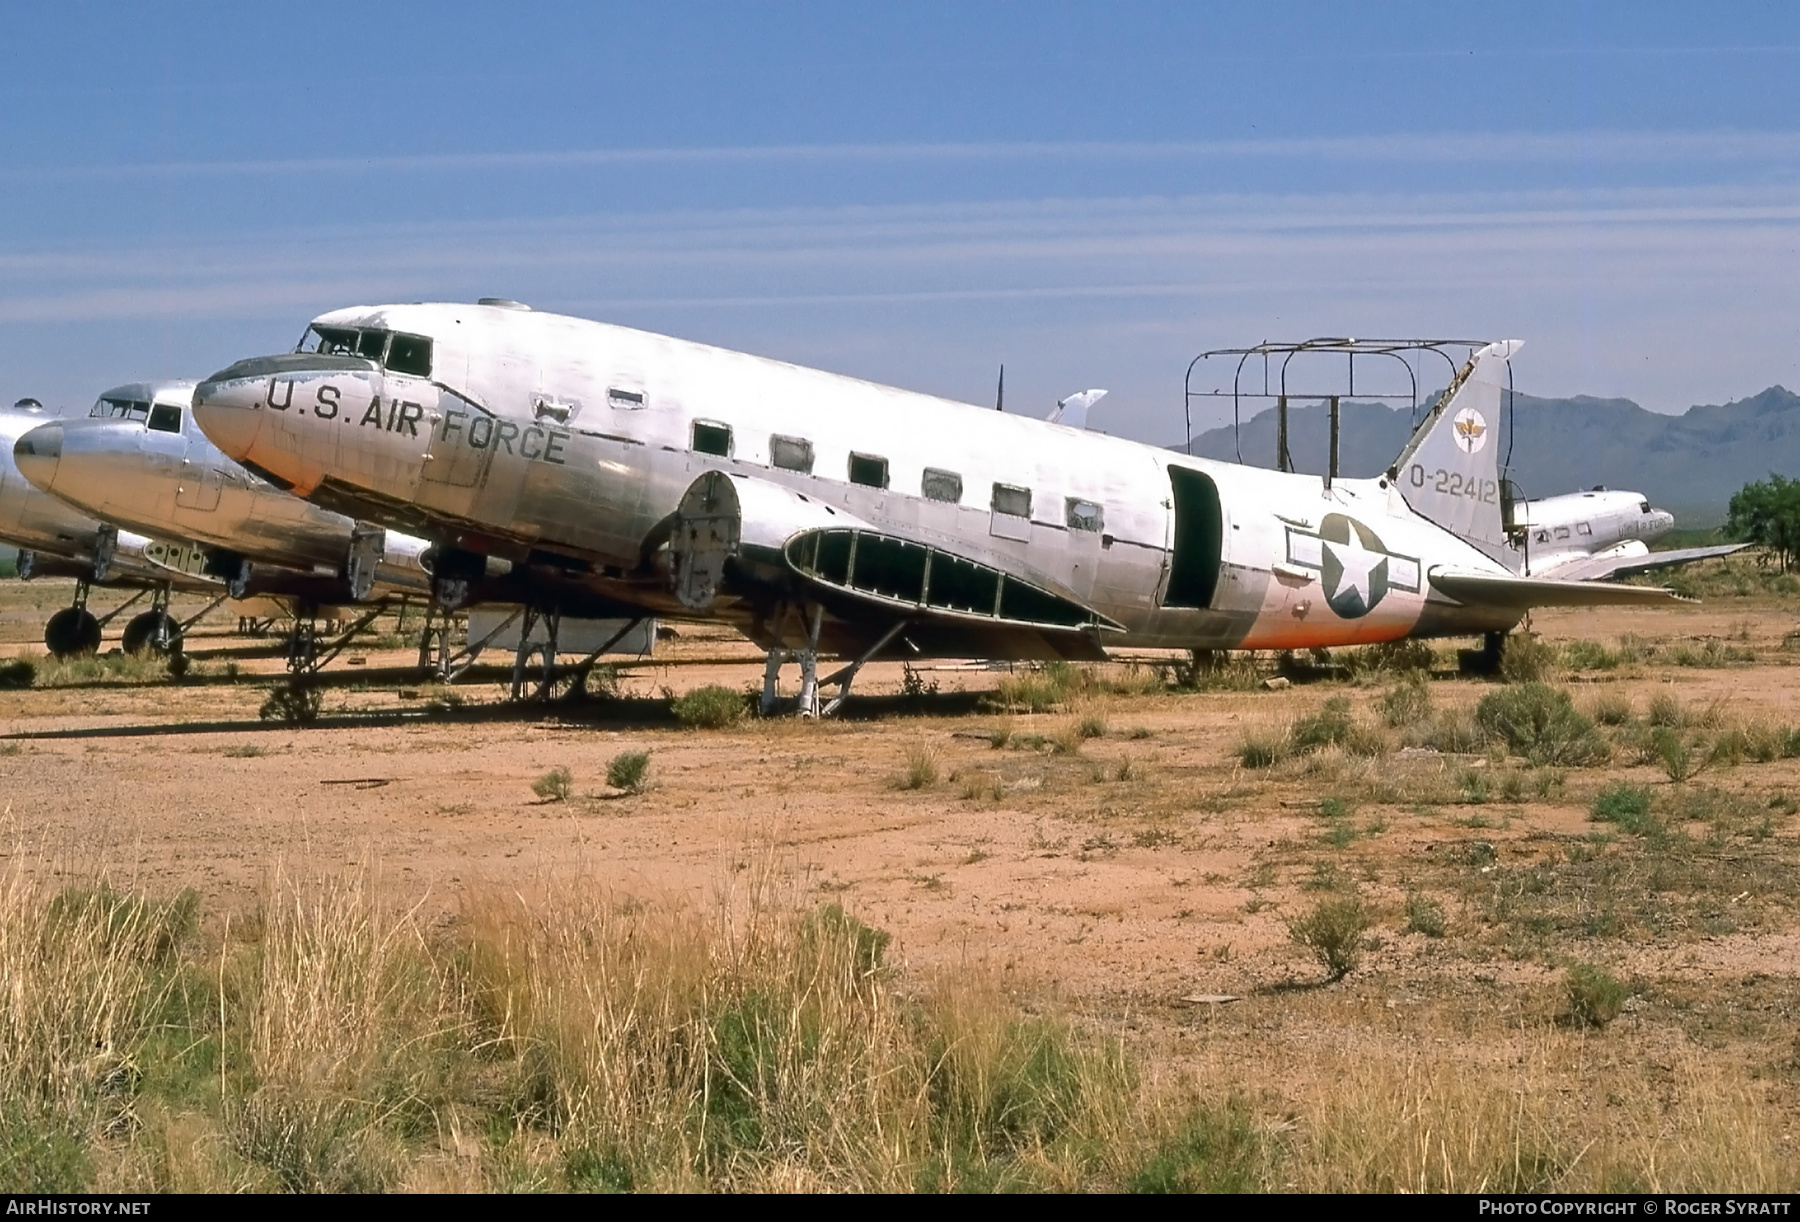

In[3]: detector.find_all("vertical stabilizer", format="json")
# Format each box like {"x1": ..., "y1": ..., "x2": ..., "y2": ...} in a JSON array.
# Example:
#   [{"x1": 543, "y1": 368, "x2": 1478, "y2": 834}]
[{"x1": 1389, "y1": 340, "x2": 1520, "y2": 554}]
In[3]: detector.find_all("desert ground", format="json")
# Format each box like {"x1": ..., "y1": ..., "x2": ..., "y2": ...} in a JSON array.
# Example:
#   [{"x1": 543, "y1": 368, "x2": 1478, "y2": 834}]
[{"x1": 1, "y1": 562, "x2": 1796, "y2": 1191}]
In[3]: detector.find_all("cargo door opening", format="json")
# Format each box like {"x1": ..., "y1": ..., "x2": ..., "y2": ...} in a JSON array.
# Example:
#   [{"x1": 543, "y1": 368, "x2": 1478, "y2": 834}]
[{"x1": 1164, "y1": 466, "x2": 1223, "y2": 609}]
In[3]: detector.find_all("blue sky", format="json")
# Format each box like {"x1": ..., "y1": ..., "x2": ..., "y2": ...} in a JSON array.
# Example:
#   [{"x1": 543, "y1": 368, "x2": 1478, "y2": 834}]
[{"x1": 4, "y1": 2, "x2": 1799, "y2": 443}]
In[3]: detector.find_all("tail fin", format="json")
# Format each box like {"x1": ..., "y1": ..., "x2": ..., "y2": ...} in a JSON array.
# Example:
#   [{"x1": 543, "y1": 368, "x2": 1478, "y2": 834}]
[
  {"x1": 1047, "y1": 389, "x2": 1106, "y2": 429},
  {"x1": 1388, "y1": 340, "x2": 1520, "y2": 555}
]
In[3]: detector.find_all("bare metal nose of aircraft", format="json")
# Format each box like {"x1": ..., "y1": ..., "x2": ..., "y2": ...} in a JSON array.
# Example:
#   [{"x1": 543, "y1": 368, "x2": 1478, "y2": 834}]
[
  {"x1": 13, "y1": 422, "x2": 63, "y2": 492},
  {"x1": 192, "y1": 369, "x2": 264, "y2": 461}
]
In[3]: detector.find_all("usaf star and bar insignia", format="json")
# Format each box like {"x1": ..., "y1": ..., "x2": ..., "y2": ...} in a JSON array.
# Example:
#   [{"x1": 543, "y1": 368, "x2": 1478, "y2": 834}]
[{"x1": 1283, "y1": 513, "x2": 1421, "y2": 619}]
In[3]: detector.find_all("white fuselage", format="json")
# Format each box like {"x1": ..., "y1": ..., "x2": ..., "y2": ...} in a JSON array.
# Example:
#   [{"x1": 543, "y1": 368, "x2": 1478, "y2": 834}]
[
  {"x1": 1512, "y1": 489, "x2": 1675, "y2": 577},
  {"x1": 14, "y1": 381, "x2": 431, "y2": 598},
  {"x1": 191, "y1": 303, "x2": 1526, "y2": 657}
]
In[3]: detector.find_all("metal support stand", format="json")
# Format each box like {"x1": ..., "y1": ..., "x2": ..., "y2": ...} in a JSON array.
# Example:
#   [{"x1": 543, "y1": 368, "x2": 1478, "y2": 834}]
[
  {"x1": 562, "y1": 617, "x2": 644, "y2": 700},
  {"x1": 509, "y1": 607, "x2": 540, "y2": 700},
  {"x1": 179, "y1": 593, "x2": 230, "y2": 633},
  {"x1": 795, "y1": 604, "x2": 824, "y2": 718},
  {"x1": 1326, "y1": 394, "x2": 1340, "y2": 489},
  {"x1": 1276, "y1": 393, "x2": 1293, "y2": 473},
  {"x1": 286, "y1": 610, "x2": 319, "y2": 673},
  {"x1": 436, "y1": 606, "x2": 522, "y2": 683},
  {"x1": 815, "y1": 620, "x2": 910, "y2": 717},
  {"x1": 284, "y1": 600, "x2": 391, "y2": 674},
  {"x1": 91, "y1": 587, "x2": 146, "y2": 629},
  {"x1": 760, "y1": 608, "x2": 908, "y2": 718}
]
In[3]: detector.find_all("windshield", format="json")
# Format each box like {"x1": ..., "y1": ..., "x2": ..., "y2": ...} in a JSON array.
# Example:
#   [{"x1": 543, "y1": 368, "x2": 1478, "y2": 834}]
[
  {"x1": 297, "y1": 325, "x2": 432, "y2": 378},
  {"x1": 90, "y1": 396, "x2": 151, "y2": 421}
]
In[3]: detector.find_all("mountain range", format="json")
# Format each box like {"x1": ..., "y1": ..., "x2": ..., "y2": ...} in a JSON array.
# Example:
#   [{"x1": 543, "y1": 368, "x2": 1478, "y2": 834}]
[{"x1": 1184, "y1": 386, "x2": 1800, "y2": 526}]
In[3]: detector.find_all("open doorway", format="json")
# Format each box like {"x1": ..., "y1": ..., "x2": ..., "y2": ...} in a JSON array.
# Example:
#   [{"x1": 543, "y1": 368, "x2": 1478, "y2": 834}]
[{"x1": 1164, "y1": 466, "x2": 1223, "y2": 608}]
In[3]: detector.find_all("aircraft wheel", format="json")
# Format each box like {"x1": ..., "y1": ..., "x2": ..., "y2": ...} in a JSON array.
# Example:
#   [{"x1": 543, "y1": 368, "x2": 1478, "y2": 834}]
[
  {"x1": 122, "y1": 611, "x2": 182, "y2": 657},
  {"x1": 44, "y1": 608, "x2": 102, "y2": 659}
]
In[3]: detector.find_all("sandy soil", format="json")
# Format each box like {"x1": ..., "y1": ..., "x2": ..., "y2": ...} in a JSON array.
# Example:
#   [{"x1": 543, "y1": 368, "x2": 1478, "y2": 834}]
[{"x1": 2, "y1": 575, "x2": 1796, "y2": 1157}]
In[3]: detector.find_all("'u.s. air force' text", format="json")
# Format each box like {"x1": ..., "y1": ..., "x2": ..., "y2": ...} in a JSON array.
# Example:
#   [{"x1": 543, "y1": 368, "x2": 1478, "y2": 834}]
[{"x1": 262, "y1": 379, "x2": 569, "y2": 465}]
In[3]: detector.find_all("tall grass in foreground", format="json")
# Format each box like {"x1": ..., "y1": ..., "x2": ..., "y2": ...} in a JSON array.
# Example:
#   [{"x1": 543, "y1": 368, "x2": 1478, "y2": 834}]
[{"x1": 1, "y1": 854, "x2": 1794, "y2": 1193}]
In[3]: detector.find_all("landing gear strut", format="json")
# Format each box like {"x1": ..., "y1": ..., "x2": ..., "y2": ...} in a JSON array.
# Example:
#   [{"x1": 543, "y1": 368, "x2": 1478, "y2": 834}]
[
  {"x1": 121, "y1": 585, "x2": 181, "y2": 657},
  {"x1": 1458, "y1": 630, "x2": 1507, "y2": 676}
]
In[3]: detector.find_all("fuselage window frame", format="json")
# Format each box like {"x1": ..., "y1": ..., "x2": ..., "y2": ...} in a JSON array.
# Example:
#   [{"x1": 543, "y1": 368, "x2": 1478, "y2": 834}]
[
  {"x1": 1065, "y1": 497, "x2": 1104, "y2": 532},
  {"x1": 146, "y1": 403, "x2": 184, "y2": 435},
  {"x1": 692, "y1": 420, "x2": 733, "y2": 458},
  {"x1": 848, "y1": 452, "x2": 889, "y2": 490},
  {"x1": 770, "y1": 434, "x2": 815, "y2": 474},
  {"x1": 921, "y1": 468, "x2": 963, "y2": 503},
  {"x1": 991, "y1": 483, "x2": 1032, "y2": 519}
]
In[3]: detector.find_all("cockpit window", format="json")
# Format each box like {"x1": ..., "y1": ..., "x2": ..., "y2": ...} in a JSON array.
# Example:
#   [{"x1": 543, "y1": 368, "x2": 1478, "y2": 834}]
[
  {"x1": 386, "y1": 332, "x2": 433, "y2": 378},
  {"x1": 146, "y1": 403, "x2": 183, "y2": 434},
  {"x1": 356, "y1": 329, "x2": 390, "y2": 362},
  {"x1": 303, "y1": 326, "x2": 361, "y2": 356},
  {"x1": 296, "y1": 325, "x2": 432, "y2": 379},
  {"x1": 90, "y1": 397, "x2": 151, "y2": 421}
]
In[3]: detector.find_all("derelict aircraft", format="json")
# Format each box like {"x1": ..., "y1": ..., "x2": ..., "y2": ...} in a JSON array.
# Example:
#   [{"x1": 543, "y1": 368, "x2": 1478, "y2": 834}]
[
  {"x1": 186, "y1": 300, "x2": 1713, "y2": 712},
  {"x1": 14, "y1": 381, "x2": 435, "y2": 611},
  {"x1": 183, "y1": 301, "x2": 1713, "y2": 714},
  {"x1": 0, "y1": 397, "x2": 225, "y2": 657}
]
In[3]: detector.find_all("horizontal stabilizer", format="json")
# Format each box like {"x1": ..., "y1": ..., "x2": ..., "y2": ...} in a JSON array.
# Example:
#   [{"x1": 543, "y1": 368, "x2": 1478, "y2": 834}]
[
  {"x1": 1539, "y1": 543, "x2": 1750, "y2": 583},
  {"x1": 1428, "y1": 568, "x2": 1690, "y2": 610}
]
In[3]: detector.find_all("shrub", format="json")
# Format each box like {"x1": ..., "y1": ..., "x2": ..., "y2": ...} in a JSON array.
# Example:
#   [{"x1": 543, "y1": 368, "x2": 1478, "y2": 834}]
[
  {"x1": 1237, "y1": 727, "x2": 1289, "y2": 769},
  {"x1": 1127, "y1": 1103, "x2": 1263, "y2": 1193},
  {"x1": 0, "y1": 659, "x2": 36, "y2": 690},
  {"x1": 1499, "y1": 633, "x2": 1559, "y2": 683},
  {"x1": 1652, "y1": 727, "x2": 1708, "y2": 783},
  {"x1": 897, "y1": 741, "x2": 939, "y2": 790},
  {"x1": 1565, "y1": 963, "x2": 1630, "y2": 1029},
  {"x1": 258, "y1": 680, "x2": 323, "y2": 725},
  {"x1": 1646, "y1": 691, "x2": 1685, "y2": 728},
  {"x1": 1404, "y1": 892, "x2": 1447, "y2": 938},
  {"x1": 1561, "y1": 639, "x2": 1623, "y2": 671},
  {"x1": 532, "y1": 766, "x2": 574, "y2": 802},
  {"x1": 1590, "y1": 783, "x2": 1654, "y2": 833},
  {"x1": 605, "y1": 750, "x2": 650, "y2": 794},
  {"x1": 1378, "y1": 674, "x2": 1432, "y2": 728},
  {"x1": 671, "y1": 684, "x2": 747, "y2": 729},
  {"x1": 1287, "y1": 896, "x2": 1371, "y2": 981},
  {"x1": 1474, "y1": 683, "x2": 1610, "y2": 766},
  {"x1": 1291, "y1": 696, "x2": 1355, "y2": 751},
  {"x1": 1073, "y1": 711, "x2": 1108, "y2": 740},
  {"x1": 1172, "y1": 650, "x2": 1263, "y2": 691},
  {"x1": 1404, "y1": 709, "x2": 1489, "y2": 754},
  {"x1": 1588, "y1": 693, "x2": 1634, "y2": 726}
]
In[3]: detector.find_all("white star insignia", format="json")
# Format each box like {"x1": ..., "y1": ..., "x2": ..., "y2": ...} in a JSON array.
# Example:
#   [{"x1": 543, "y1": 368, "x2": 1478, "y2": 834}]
[{"x1": 1324, "y1": 532, "x2": 1381, "y2": 609}]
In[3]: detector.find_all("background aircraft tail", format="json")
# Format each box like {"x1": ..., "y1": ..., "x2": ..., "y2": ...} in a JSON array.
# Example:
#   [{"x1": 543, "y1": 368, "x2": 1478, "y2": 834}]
[{"x1": 1388, "y1": 340, "x2": 1521, "y2": 556}]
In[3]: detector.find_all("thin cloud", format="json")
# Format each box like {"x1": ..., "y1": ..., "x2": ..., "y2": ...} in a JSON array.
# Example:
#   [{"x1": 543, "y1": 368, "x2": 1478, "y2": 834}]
[{"x1": 12, "y1": 130, "x2": 1800, "y2": 183}]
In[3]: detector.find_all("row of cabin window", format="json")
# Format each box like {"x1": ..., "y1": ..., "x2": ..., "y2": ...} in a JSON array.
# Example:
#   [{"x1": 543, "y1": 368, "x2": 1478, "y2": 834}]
[{"x1": 690, "y1": 420, "x2": 1105, "y2": 533}]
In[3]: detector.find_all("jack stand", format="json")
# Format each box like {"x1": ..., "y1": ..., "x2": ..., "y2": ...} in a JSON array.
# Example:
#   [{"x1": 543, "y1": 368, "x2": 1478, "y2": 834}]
[
  {"x1": 796, "y1": 604, "x2": 824, "y2": 718},
  {"x1": 761, "y1": 647, "x2": 789, "y2": 715},
  {"x1": 506, "y1": 608, "x2": 564, "y2": 702},
  {"x1": 286, "y1": 608, "x2": 320, "y2": 673},
  {"x1": 563, "y1": 618, "x2": 643, "y2": 700},
  {"x1": 815, "y1": 620, "x2": 910, "y2": 716},
  {"x1": 509, "y1": 607, "x2": 540, "y2": 700}
]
